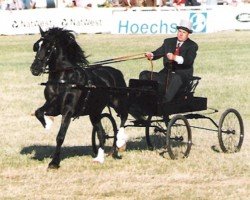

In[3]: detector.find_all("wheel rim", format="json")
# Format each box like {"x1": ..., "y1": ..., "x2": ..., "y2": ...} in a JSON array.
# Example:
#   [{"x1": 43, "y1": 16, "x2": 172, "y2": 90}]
[
  {"x1": 92, "y1": 113, "x2": 117, "y2": 155},
  {"x1": 167, "y1": 115, "x2": 192, "y2": 159},
  {"x1": 219, "y1": 109, "x2": 244, "y2": 153}
]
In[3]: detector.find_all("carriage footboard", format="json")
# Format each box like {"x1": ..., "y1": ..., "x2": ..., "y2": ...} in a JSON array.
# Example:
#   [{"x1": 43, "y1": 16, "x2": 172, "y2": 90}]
[{"x1": 159, "y1": 97, "x2": 207, "y2": 116}]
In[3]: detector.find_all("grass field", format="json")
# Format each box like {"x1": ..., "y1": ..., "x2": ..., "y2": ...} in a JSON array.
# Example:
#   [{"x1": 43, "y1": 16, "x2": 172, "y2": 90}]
[{"x1": 0, "y1": 31, "x2": 249, "y2": 199}]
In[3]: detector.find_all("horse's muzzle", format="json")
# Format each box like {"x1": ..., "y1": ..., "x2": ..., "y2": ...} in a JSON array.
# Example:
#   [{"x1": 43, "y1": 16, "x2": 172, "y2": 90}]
[
  {"x1": 30, "y1": 66, "x2": 41, "y2": 76},
  {"x1": 30, "y1": 60, "x2": 44, "y2": 76}
]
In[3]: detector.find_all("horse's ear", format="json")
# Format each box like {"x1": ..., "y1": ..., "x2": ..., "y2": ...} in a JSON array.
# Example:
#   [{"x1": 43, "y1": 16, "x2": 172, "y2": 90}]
[{"x1": 39, "y1": 25, "x2": 45, "y2": 37}]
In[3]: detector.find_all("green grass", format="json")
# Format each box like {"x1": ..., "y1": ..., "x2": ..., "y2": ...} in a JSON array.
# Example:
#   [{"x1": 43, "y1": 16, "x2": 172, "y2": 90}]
[{"x1": 0, "y1": 31, "x2": 249, "y2": 199}]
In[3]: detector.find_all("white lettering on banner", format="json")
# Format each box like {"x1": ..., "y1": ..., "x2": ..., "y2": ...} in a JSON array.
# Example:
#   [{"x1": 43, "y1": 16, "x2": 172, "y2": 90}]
[
  {"x1": 12, "y1": 20, "x2": 53, "y2": 29},
  {"x1": 118, "y1": 20, "x2": 177, "y2": 34},
  {"x1": 61, "y1": 19, "x2": 102, "y2": 27}
]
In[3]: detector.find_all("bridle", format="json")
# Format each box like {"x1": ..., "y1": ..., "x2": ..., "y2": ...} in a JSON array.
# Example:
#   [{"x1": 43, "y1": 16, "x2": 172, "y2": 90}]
[{"x1": 34, "y1": 38, "x2": 57, "y2": 74}]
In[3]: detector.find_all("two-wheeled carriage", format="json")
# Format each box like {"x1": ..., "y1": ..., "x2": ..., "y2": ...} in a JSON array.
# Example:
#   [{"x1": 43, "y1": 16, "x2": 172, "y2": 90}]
[{"x1": 90, "y1": 76, "x2": 244, "y2": 160}]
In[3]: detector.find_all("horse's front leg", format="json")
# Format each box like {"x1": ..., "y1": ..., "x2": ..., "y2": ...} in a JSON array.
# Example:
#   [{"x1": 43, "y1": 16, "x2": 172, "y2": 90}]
[
  {"x1": 90, "y1": 115, "x2": 105, "y2": 164},
  {"x1": 34, "y1": 99, "x2": 57, "y2": 130},
  {"x1": 48, "y1": 110, "x2": 72, "y2": 169},
  {"x1": 34, "y1": 102, "x2": 51, "y2": 129}
]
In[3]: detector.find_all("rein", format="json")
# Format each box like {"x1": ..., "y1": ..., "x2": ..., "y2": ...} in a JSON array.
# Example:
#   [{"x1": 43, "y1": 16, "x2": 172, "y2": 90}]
[
  {"x1": 90, "y1": 53, "x2": 146, "y2": 66},
  {"x1": 90, "y1": 53, "x2": 166, "y2": 66}
]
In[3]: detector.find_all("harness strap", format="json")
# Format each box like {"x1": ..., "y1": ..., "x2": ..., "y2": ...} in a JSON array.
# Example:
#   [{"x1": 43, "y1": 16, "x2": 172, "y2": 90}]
[
  {"x1": 73, "y1": 89, "x2": 92, "y2": 121},
  {"x1": 149, "y1": 59, "x2": 154, "y2": 80}
]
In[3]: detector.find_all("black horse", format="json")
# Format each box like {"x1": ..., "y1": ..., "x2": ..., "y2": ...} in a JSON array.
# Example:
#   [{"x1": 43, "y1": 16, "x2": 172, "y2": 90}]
[{"x1": 30, "y1": 27, "x2": 128, "y2": 169}]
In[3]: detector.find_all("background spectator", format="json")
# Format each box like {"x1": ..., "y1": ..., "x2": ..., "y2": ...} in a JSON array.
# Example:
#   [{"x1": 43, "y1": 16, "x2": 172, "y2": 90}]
[
  {"x1": 144, "y1": 0, "x2": 156, "y2": 6},
  {"x1": 156, "y1": 0, "x2": 168, "y2": 6},
  {"x1": 120, "y1": 0, "x2": 142, "y2": 7},
  {"x1": 173, "y1": 0, "x2": 186, "y2": 8},
  {"x1": 185, "y1": 0, "x2": 201, "y2": 6},
  {"x1": 57, "y1": 0, "x2": 74, "y2": 8},
  {"x1": 2, "y1": 0, "x2": 24, "y2": 10},
  {"x1": 30, "y1": 0, "x2": 47, "y2": 8}
]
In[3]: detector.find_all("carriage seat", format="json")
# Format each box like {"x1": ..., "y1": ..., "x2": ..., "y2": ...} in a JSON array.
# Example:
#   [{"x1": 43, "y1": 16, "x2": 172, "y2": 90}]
[
  {"x1": 128, "y1": 76, "x2": 202, "y2": 116},
  {"x1": 172, "y1": 76, "x2": 201, "y2": 100},
  {"x1": 128, "y1": 76, "x2": 201, "y2": 100}
]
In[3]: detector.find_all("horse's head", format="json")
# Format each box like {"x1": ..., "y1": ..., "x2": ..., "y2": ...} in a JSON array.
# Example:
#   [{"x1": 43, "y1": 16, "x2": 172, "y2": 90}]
[
  {"x1": 30, "y1": 26, "x2": 58, "y2": 76},
  {"x1": 31, "y1": 26, "x2": 89, "y2": 76}
]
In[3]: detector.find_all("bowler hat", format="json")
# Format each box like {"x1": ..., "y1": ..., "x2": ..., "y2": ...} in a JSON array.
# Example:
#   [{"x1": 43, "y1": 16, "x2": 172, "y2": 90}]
[{"x1": 177, "y1": 19, "x2": 193, "y2": 33}]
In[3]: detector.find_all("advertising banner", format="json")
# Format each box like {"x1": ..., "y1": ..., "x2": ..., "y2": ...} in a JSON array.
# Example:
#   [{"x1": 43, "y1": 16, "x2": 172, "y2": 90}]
[
  {"x1": 111, "y1": 10, "x2": 212, "y2": 34},
  {"x1": 0, "y1": 8, "x2": 112, "y2": 35},
  {"x1": 0, "y1": 5, "x2": 249, "y2": 35}
]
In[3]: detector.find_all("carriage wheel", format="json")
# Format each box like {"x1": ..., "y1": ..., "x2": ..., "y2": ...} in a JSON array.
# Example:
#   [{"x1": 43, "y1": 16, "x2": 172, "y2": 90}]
[
  {"x1": 218, "y1": 108, "x2": 244, "y2": 153},
  {"x1": 145, "y1": 115, "x2": 168, "y2": 152},
  {"x1": 92, "y1": 113, "x2": 118, "y2": 155},
  {"x1": 166, "y1": 115, "x2": 192, "y2": 160}
]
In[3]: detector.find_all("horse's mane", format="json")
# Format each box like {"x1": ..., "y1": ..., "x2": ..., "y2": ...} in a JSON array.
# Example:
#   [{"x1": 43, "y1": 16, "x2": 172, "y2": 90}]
[{"x1": 44, "y1": 27, "x2": 89, "y2": 67}]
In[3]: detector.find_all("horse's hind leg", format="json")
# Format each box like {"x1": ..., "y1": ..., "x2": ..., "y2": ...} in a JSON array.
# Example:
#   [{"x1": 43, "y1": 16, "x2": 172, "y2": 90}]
[
  {"x1": 115, "y1": 99, "x2": 129, "y2": 151},
  {"x1": 90, "y1": 115, "x2": 105, "y2": 163}
]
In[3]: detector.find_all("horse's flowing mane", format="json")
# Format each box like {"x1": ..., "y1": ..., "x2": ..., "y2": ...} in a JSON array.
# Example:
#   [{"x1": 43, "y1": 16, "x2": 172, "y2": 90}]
[{"x1": 45, "y1": 27, "x2": 89, "y2": 67}]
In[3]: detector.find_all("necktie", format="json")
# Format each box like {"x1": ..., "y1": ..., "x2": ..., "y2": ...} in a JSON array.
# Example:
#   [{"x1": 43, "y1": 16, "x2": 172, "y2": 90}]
[
  {"x1": 174, "y1": 42, "x2": 180, "y2": 56},
  {"x1": 166, "y1": 42, "x2": 180, "y2": 90}
]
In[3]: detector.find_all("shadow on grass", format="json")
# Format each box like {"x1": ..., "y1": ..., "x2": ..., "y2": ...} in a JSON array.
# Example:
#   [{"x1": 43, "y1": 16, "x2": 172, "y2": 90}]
[
  {"x1": 126, "y1": 136, "x2": 149, "y2": 151},
  {"x1": 20, "y1": 136, "x2": 150, "y2": 162},
  {"x1": 20, "y1": 145, "x2": 94, "y2": 161},
  {"x1": 211, "y1": 145, "x2": 221, "y2": 153}
]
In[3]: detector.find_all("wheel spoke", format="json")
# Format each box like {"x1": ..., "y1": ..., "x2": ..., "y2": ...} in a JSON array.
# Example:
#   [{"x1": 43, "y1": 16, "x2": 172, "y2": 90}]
[{"x1": 146, "y1": 116, "x2": 168, "y2": 155}]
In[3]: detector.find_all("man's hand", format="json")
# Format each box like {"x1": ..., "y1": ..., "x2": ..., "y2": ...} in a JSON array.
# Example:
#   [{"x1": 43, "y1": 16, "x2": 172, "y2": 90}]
[
  {"x1": 145, "y1": 52, "x2": 153, "y2": 60},
  {"x1": 167, "y1": 53, "x2": 184, "y2": 64},
  {"x1": 166, "y1": 53, "x2": 175, "y2": 61}
]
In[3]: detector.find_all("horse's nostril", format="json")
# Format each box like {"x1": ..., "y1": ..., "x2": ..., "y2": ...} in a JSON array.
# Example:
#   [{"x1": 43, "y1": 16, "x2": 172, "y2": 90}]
[
  {"x1": 30, "y1": 65, "x2": 41, "y2": 76},
  {"x1": 31, "y1": 69, "x2": 40, "y2": 76}
]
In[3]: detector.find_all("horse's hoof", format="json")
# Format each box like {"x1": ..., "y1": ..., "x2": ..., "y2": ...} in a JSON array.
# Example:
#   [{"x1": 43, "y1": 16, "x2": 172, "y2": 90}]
[
  {"x1": 93, "y1": 159, "x2": 104, "y2": 164},
  {"x1": 93, "y1": 156, "x2": 104, "y2": 164},
  {"x1": 48, "y1": 163, "x2": 60, "y2": 170},
  {"x1": 117, "y1": 144, "x2": 126, "y2": 152},
  {"x1": 112, "y1": 150, "x2": 122, "y2": 160},
  {"x1": 93, "y1": 148, "x2": 105, "y2": 164},
  {"x1": 116, "y1": 139, "x2": 127, "y2": 150},
  {"x1": 45, "y1": 116, "x2": 54, "y2": 130}
]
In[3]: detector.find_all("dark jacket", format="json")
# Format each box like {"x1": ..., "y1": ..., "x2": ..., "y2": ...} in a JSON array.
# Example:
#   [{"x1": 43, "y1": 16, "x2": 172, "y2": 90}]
[{"x1": 152, "y1": 37, "x2": 198, "y2": 72}]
